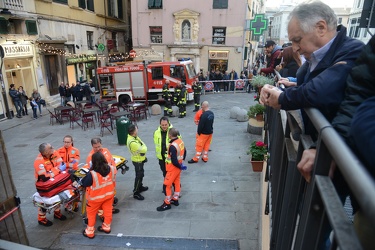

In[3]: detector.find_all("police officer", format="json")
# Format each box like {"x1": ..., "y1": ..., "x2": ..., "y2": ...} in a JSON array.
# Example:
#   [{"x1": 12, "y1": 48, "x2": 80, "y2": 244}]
[
  {"x1": 192, "y1": 78, "x2": 202, "y2": 112},
  {"x1": 162, "y1": 80, "x2": 174, "y2": 117}
]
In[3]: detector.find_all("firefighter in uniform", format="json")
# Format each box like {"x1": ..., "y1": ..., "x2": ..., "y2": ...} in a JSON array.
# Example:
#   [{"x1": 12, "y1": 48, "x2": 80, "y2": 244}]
[
  {"x1": 192, "y1": 79, "x2": 202, "y2": 112},
  {"x1": 34, "y1": 143, "x2": 66, "y2": 226},
  {"x1": 127, "y1": 124, "x2": 149, "y2": 200},
  {"x1": 162, "y1": 80, "x2": 174, "y2": 117},
  {"x1": 180, "y1": 84, "x2": 187, "y2": 117},
  {"x1": 157, "y1": 128, "x2": 186, "y2": 211},
  {"x1": 174, "y1": 82, "x2": 182, "y2": 117},
  {"x1": 82, "y1": 151, "x2": 117, "y2": 239}
]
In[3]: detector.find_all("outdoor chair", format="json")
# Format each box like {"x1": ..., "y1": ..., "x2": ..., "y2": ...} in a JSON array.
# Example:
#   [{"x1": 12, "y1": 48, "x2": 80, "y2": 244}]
[
  {"x1": 99, "y1": 116, "x2": 113, "y2": 137},
  {"x1": 81, "y1": 112, "x2": 95, "y2": 131},
  {"x1": 69, "y1": 109, "x2": 82, "y2": 129}
]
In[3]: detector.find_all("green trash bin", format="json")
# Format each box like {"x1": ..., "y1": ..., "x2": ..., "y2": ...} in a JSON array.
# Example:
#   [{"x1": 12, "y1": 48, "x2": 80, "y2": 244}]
[{"x1": 116, "y1": 116, "x2": 130, "y2": 145}]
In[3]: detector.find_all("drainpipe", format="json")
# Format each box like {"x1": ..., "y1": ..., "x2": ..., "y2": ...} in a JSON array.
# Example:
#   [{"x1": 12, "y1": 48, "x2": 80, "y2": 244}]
[{"x1": 0, "y1": 46, "x2": 11, "y2": 119}]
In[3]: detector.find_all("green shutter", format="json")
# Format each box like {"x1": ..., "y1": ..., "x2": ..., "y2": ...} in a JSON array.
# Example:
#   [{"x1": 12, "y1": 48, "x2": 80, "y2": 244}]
[
  {"x1": 87, "y1": 0, "x2": 94, "y2": 11},
  {"x1": 148, "y1": 0, "x2": 154, "y2": 8},
  {"x1": 26, "y1": 20, "x2": 38, "y2": 35},
  {"x1": 78, "y1": 0, "x2": 86, "y2": 9},
  {"x1": 0, "y1": 18, "x2": 8, "y2": 34},
  {"x1": 155, "y1": 0, "x2": 162, "y2": 8}
]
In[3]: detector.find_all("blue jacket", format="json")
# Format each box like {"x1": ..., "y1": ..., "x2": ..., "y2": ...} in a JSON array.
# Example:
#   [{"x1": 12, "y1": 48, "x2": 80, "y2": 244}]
[
  {"x1": 9, "y1": 89, "x2": 21, "y2": 102},
  {"x1": 278, "y1": 25, "x2": 364, "y2": 136}
]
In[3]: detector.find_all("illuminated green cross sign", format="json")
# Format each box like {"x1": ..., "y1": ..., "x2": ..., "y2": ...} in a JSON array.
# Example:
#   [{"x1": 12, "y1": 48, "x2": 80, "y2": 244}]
[{"x1": 250, "y1": 14, "x2": 268, "y2": 35}]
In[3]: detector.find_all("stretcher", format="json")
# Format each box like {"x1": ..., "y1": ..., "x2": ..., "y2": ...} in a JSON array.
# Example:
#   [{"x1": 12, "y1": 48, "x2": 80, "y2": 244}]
[{"x1": 32, "y1": 155, "x2": 129, "y2": 216}]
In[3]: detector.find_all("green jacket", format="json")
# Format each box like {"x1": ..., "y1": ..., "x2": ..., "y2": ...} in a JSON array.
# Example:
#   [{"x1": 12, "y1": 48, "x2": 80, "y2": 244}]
[{"x1": 127, "y1": 134, "x2": 147, "y2": 162}]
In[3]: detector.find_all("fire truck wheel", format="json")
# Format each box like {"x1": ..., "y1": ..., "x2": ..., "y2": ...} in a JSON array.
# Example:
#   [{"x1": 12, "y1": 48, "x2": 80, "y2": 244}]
[{"x1": 119, "y1": 95, "x2": 131, "y2": 106}]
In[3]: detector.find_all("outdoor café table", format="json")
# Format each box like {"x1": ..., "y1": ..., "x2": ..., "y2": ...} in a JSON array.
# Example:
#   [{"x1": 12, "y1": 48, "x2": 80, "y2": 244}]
[
  {"x1": 54, "y1": 106, "x2": 73, "y2": 120},
  {"x1": 110, "y1": 110, "x2": 132, "y2": 128},
  {"x1": 126, "y1": 102, "x2": 147, "y2": 121},
  {"x1": 82, "y1": 106, "x2": 101, "y2": 122},
  {"x1": 100, "y1": 99, "x2": 118, "y2": 108},
  {"x1": 75, "y1": 100, "x2": 90, "y2": 109}
]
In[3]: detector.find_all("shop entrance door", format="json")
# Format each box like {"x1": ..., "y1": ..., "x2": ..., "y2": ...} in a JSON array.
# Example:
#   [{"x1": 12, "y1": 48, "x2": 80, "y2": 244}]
[{"x1": 45, "y1": 55, "x2": 59, "y2": 95}]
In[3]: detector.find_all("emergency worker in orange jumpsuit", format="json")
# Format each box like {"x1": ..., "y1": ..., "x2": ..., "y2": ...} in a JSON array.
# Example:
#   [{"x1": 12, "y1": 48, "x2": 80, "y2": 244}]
[
  {"x1": 188, "y1": 101, "x2": 214, "y2": 163},
  {"x1": 86, "y1": 137, "x2": 119, "y2": 216},
  {"x1": 157, "y1": 128, "x2": 186, "y2": 211},
  {"x1": 58, "y1": 135, "x2": 80, "y2": 171},
  {"x1": 57, "y1": 135, "x2": 80, "y2": 211},
  {"x1": 34, "y1": 143, "x2": 66, "y2": 226},
  {"x1": 81, "y1": 151, "x2": 117, "y2": 239}
]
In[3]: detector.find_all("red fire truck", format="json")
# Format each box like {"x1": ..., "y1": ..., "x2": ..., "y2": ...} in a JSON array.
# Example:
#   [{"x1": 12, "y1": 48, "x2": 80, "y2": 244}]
[{"x1": 97, "y1": 60, "x2": 197, "y2": 105}]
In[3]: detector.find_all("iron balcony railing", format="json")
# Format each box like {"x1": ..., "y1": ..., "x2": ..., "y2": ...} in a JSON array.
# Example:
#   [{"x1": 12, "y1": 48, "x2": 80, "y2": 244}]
[
  {"x1": 0, "y1": 0, "x2": 24, "y2": 11},
  {"x1": 264, "y1": 106, "x2": 375, "y2": 250}
]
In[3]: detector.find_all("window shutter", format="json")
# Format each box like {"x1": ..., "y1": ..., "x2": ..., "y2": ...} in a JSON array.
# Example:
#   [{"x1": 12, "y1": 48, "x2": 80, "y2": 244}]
[
  {"x1": 148, "y1": 0, "x2": 155, "y2": 8},
  {"x1": 78, "y1": 0, "x2": 85, "y2": 9},
  {"x1": 155, "y1": 0, "x2": 162, "y2": 8},
  {"x1": 87, "y1": 0, "x2": 95, "y2": 11},
  {"x1": 0, "y1": 18, "x2": 8, "y2": 34},
  {"x1": 26, "y1": 20, "x2": 38, "y2": 35}
]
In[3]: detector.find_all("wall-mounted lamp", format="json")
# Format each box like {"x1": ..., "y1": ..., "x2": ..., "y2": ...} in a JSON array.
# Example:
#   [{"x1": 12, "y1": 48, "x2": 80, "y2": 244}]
[
  {"x1": 16, "y1": 64, "x2": 21, "y2": 69},
  {"x1": 75, "y1": 45, "x2": 80, "y2": 49},
  {"x1": 95, "y1": 44, "x2": 98, "y2": 48}
]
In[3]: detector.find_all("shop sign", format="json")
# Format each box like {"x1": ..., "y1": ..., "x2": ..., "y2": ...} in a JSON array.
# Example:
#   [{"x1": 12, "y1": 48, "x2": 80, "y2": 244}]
[
  {"x1": 66, "y1": 55, "x2": 97, "y2": 64},
  {"x1": 3, "y1": 44, "x2": 33, "y2": 58}
]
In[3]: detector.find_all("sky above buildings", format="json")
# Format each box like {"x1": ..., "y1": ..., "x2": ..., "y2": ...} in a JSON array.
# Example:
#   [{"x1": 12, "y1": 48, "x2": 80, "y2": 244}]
[{"x1": 266, "y1": 0, "x2": 355, "y2": 8}]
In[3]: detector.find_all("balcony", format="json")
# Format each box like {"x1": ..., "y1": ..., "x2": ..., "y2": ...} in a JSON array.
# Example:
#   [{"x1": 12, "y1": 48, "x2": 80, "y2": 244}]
[
  {"x1": 0, "y1": 0, "x2": 24, "y2": 11},
  {"x1": 261, "y1": 106, "x2": 375, "y2": 249}
]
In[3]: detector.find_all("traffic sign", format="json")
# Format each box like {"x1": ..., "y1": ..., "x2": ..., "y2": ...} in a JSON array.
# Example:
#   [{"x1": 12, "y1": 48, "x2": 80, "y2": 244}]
[{"x1": 129, "y1": 50, "x2": 137, "y2": 58}]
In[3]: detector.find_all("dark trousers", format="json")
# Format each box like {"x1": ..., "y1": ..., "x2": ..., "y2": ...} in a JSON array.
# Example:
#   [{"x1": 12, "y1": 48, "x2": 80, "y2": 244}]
[
  {"x1": 132, "y1": 161, "x2": 144, "y2": 194},
  {"x1": 22, "y1": 104, "x2": 28, "y2": 115},
  {"x1": 194, "y1": 94, "x2": 200, "y2": 110},
  {"x1": 159, "y1": 159, "x2": 166, "y2": 178},
  {"x1": 13, "y1": 100, "x2": 23, "y2": 117},
  {"x1": 32, "y1": 107, "x2": 38, "y2": 118}
]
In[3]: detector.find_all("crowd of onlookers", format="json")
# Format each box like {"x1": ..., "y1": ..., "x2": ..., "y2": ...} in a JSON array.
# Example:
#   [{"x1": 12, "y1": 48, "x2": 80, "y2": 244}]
[{"x1": 58, "y1": 80, "x2": 96, "y2": 106}]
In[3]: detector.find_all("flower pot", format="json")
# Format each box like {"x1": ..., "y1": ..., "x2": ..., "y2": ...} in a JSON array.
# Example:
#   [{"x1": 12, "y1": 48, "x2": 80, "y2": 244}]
[
  {"x1": 256, "y1": 113, "x2": 264, "y2": 122},
  {"x1": 251, "y1": 159, "x2": 263, "y2": 172}
]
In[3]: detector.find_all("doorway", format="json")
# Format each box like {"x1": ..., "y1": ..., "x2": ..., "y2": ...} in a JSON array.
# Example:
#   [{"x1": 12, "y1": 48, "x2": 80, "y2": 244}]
[{"x1": 45, "y1": 55, "x2": 59, "y2": 95}]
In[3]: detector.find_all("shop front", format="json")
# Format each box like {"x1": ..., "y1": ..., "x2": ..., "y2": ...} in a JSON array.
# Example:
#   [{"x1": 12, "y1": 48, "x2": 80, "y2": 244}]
[
  {"x1": 66, "y1": 54, "x2": 97, "y2": 88},
  {"x1": 0, "y1": 43, "x2": 36, "y2": 119}
]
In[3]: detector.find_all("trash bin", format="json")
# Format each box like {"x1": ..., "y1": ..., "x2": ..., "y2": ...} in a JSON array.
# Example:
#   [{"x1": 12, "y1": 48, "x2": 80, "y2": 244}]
[{"x1": 116, "y1": 116, "x2": 130, "y2": 145}]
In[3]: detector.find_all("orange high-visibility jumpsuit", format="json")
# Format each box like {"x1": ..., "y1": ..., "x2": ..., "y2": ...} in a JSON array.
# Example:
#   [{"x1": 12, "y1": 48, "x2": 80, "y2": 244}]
[
  {"x1": 192, "y1": 110, "x2": 214, "y2": 162},
  {"x1": 57, "y1": 146, "x2": 80, "y2": 171},
  {"x1": 163, "y1": 138, "x2": 185, "y2": 204},
  {"x1": 86, "y1": 148, "x2": 115, "y2": 167},
  {"x1": 84, "y1": 165, "x2": 117, "y2": 238},
  {"x1": 34, "y1": 151, "x2": 64, "y2": 222}
]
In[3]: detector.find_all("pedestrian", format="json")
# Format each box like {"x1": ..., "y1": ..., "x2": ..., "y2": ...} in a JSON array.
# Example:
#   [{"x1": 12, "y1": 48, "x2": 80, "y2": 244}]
[
  {"x1": 162, "y1": 80, "x2": 174, "y2": 117},
  {"x1": 81, "y1": 151, "x2": 117, "y2": 239},
  {"x1": 31, "y1": 89, "x2": 43, "y2": 116},
  {"x1": 29, "y1": 97, "x2": 38, "y2": 119},
  {"x1": 70, "y1": 83, "x2": 77, "y2": 103},
  {"x1": 259, "y1": 40, "x2": 282, "y2": 76},
  {"x1": 9, "y1": 84, "x2": 23, "y2": 118},
  {"x1": 222, "y1": 71, "x2": 229, "y2": 92},
  {"x1": 65, "y1": 83, "x2": 72, "y2": 103},
  {"x1": 192, "y1": 78, "x2": 202, "y2": 112},
  {"x1": 127, "y1": 124, "x2": 149, "y2": 200},
  {"x1": 86, "y1": 138, "x2": 119, "y2": 215},
  {"x1": 229, "y1": 69, "x2": 238, "y2": 91},
  {"x1": 83, "y1": 81, "x2": 91, "y2": 102},
  {"x1": 89, "y1": 80, "x2": 96, "y2": 104},
  {"x1": 153, "y1": 116, "x2": 173, "y2": 179},
  {"x1": 188, "y1": 101, "x2": 214, "y2": 163},
  {"x1": 18, "y1": 86, "x2": 28, "y2": 116},
  {"x1": 34, "y1": 143, "x2": 66, "y2": 226},
  {"x1": 213, "y1": 69, "x2": 222, "y2": 92},
  {"x1": 156, "y1": 128, "x2": 187, "y2": 212},
  {"x1": 58, "y1": 82, "x2": 66, "y2": 106}
]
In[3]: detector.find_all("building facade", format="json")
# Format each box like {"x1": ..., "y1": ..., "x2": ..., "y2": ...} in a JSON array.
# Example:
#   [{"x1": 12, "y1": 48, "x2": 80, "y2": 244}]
[
  {"x1": 0, "y1": 0, "x2": 129, "y2": 119},
  {"x1": 131, "y1": 0, "x2": 253, "y2": 75}
]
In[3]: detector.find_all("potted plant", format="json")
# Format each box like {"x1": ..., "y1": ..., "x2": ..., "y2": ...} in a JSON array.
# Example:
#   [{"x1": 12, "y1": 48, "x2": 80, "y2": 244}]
[
  {"x1": 248, "y1": 103, "x2": 266, "y2": 121},
  {"x1": 247, "y1": 141, "x2": 268, "y2": 172},
  {"x1": 251, "y1": 75, "x2": 274, "y2": 94}
]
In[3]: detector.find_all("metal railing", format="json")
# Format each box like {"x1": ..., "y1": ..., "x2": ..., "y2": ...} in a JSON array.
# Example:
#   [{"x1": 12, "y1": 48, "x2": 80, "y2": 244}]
[
  {"x1": 0, "y1": 0, "x2": 24, "y2": 11},
  {"x1": 264, "y1": 106, "x2": 375, "y2": 250}
]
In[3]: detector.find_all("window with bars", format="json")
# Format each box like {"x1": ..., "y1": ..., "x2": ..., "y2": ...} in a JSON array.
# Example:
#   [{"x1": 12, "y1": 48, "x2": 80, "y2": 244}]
[
  {"x1": 213, "y1": 0, "x2": 228, "y2": 9},
  {"x1": 87, "y1": 31, "x2": 94, "y2": 50},
  {"x1": 150, "y1": 26, "x2": 162, "y2": 43},
  {"x1": 212, "y1": 27, "x2": 226, "y2": 45},
  {"x1": 148, "y1": 0, "x2": 162, "y2": 9}
]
